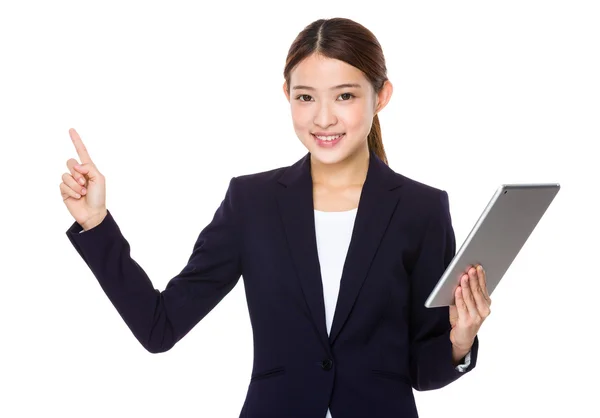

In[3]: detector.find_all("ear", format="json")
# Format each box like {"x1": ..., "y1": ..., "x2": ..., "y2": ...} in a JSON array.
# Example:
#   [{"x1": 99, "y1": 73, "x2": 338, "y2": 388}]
[
  {"x1": 374, "y1": 80, "x2": 393, "y2": 115},
  {"x1": 283, "y1": 81, "x2": 290, "y2": 102}
]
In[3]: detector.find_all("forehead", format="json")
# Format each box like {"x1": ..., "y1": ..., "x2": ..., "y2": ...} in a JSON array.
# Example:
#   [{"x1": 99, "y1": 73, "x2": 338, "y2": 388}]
[{"x1": 290, "y1": 54, "x2": 366, "y2": 89}]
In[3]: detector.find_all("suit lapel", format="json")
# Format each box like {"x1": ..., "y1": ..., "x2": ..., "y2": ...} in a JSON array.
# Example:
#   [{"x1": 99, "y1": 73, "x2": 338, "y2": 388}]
[
  {"x1": 276, "y1": 149, "x2": 404, "y2": 349},
  {"x1": 276, "y1": 152, "x2": 330, "y2": 350}
]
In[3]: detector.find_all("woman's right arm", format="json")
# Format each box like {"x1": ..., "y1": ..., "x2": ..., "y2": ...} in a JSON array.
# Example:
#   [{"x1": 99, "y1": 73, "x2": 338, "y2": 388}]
[
  {"x1": 61, "y1": 128, "x2": 242, "y2": 353},
  {"x1": 66, "y1": 177, "x2": 243, "y2": 353}
]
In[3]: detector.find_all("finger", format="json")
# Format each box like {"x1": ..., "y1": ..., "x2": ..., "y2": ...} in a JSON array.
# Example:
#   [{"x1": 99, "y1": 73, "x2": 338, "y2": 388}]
[
  {"x1": 60, "y1": 182, "x2": 82, "y2": 200},
  {"x1": 460, "y1": 274, "x2": 480, "y2": 319},
  {"x1": 455, "y1": 286, "x2": 468, "y2": 320},
  {"x1": 69, "y1": 128, "x2": 93, "y2": 164},
  {"x1": 62, "y1": 172, "x2": 87, "y2": 196},
  {"x1": 477, "y1": 265, "x2": 492, "y2": 305},
  {"x1": 73, "y1": 161, "x2": 102, "y2": 182},
  {"x1": 469, "y1": 266, "x2": 490, "y2": 316},
  {"x1": 66, "y1": 158, "x2": 87, "y2": 186}
]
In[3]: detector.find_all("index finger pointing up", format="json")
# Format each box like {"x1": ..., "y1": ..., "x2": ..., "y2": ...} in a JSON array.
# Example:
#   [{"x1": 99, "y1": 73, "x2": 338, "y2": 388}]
[{"x1": 69, "y1": 128, "x2": 93, "y2": 164}]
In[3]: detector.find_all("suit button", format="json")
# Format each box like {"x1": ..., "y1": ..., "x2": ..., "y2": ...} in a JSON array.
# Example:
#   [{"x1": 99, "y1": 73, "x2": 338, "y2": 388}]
[{"x1": 321, "y1": 359, "x2": 333, "y2": 370}]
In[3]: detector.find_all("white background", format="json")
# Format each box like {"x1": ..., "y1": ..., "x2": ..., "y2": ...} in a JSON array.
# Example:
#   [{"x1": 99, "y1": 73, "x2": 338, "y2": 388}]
[{"x1": 1, "y1": 1, "x2": 598, "y2": 417}]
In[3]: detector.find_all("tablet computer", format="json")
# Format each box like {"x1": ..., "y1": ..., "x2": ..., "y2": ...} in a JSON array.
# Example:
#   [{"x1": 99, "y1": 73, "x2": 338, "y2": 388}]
[{"x1": 424, "y1": 183, "x2": 560, "y2": 308}]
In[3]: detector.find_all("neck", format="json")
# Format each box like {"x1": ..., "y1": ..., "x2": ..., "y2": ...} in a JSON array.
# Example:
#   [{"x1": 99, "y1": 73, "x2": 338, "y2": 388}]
[{"x1": 310, "y1": 143, "x2": 370, "y2": 189}]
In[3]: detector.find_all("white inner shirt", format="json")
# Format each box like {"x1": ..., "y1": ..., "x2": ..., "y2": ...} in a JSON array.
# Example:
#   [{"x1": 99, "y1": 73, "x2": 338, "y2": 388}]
[{"x1": 314, "y1": 207, "x2": 358, "y2": 418}]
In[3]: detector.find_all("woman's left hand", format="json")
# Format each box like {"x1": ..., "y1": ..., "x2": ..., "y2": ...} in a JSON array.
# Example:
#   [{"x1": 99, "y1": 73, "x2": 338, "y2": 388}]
[{"x1": 449, "y1": 264, "x2": 492, "y2": 351}]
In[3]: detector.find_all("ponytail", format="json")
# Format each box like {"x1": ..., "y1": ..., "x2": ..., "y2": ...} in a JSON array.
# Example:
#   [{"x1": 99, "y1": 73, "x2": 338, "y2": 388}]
[{"x1": 367, "y1": 114, "x2": 388, "y2": 165}]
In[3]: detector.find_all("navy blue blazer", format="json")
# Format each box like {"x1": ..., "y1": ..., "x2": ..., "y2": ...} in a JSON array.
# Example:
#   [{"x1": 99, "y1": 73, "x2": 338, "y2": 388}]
[{"x1": 66, "y1": 149, "x2": 479, "y2": 417}]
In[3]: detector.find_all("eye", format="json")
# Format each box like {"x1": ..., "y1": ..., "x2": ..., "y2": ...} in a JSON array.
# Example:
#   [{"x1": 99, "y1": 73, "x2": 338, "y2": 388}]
[
  {"x1": 294, "y1": 93, "x2": 356, "y2": 102},
  {"x1": 296, "y1": 94, "x2": 313, "y2": 102}
]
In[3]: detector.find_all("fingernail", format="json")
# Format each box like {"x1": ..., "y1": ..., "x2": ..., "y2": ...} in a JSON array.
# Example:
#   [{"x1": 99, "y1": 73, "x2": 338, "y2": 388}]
[
  {"x1": 81, "y1": 187, "x2": 86, "y2": 194},
  {"x1": 79, "y1": 178, "x2": 85, "y2": 185}
]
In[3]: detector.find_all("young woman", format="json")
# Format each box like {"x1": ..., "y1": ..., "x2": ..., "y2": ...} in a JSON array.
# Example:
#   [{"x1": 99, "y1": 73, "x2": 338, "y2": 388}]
[{"x1": 61, "y1": 17, "x2": 491, "y2": 418}]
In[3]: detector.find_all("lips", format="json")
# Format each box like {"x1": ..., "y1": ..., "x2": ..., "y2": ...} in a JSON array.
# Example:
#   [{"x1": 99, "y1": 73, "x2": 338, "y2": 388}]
[
  {"x1": 312, "y1": 132, "x2": 345, "y2": 137},
  {"x1": 312, "y1": 133, "x2": 345, "y2": 147}
]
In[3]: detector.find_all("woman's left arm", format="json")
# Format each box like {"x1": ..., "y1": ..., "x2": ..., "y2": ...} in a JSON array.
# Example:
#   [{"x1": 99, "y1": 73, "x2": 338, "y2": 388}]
[{"x1": 408, "y1": 190, "x2": 490, "y2": 391}]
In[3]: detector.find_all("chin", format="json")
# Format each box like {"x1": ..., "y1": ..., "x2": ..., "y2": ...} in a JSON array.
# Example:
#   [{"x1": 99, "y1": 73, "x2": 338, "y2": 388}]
[{"x1": 308, "y1": 147, "x2": 351, "y2": 165}]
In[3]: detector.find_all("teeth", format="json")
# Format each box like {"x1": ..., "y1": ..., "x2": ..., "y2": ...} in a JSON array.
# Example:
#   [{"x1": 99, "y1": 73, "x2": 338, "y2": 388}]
[{"x1": 315, "y1": 134, "x2": 343, "y2": 141}]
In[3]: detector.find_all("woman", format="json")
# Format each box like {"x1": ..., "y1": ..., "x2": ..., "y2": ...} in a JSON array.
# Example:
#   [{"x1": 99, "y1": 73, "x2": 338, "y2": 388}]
[{"x1": 61, "y1": 17, "x2": 491, "y2": 418}]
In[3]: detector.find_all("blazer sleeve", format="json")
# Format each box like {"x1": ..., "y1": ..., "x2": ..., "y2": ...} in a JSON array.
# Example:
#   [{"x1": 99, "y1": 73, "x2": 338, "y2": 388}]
[
  {"x1": 65, "y1": 177, "x2": 243, "y2": 353},
  {"x1": 408, "y1": 190, "x2": 479, "y2": 391}
]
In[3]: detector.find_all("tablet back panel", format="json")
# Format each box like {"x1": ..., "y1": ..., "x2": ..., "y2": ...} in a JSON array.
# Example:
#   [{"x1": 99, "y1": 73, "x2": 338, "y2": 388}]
[{"x1": 425, "y1": 183, "x2": 560, "y2": 308}]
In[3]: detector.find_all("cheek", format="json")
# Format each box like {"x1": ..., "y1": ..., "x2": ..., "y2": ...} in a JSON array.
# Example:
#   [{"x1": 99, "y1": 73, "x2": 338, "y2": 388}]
[
  {"x1": 290, "y1": 107, "x2": 311, "y2": 129},
  {"x1": 341, "y1": 106, "x2": 371, "y2": 132}
]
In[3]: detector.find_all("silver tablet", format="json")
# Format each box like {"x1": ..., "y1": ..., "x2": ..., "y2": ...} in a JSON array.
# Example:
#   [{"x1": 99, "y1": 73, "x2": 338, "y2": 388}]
[{"x1": 424, "y1": 183, "x2": 560, "y2": 308}]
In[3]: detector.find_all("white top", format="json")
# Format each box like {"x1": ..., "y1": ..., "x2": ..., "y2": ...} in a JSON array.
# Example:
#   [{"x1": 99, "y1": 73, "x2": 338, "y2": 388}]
[
  {"x1": 313, "y1": 208, "x2": 359, "y2": 341},
  {"x1": 314, "y1": 208, "x2": 357, "y2": 418}
]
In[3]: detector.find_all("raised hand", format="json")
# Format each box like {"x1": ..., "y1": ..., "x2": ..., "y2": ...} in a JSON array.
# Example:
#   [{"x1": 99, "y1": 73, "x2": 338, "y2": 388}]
[{"x1": 60, "y1": 128, "x2": 107, "y2": 230}]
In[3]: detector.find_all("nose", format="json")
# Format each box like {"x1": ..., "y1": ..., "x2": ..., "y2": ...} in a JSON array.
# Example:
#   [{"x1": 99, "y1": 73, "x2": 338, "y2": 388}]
[{"x1": 313, "y1": 101, "x2": 337, "y2": 128}]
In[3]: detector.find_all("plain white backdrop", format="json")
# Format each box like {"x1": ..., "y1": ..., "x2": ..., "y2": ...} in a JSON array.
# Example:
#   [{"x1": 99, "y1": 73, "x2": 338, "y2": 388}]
[{"x1": 1, "y1": 0, "x2": 598, "y2": 417}]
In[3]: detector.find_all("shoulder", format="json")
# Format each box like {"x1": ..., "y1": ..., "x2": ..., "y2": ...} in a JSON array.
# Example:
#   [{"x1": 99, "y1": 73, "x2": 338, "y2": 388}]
[
  {"x1": 394, "y1": 169, "x2": 449, "y2": 211},
  {"x1": 385, "y1": 168, "x2": 452, "y2": 231},
  {"x1": 226, "y1": 162, "x2": 290, "y2": 202},
  {"x1": 235, "y1": 165, "x2": 288, "y2": 186}
]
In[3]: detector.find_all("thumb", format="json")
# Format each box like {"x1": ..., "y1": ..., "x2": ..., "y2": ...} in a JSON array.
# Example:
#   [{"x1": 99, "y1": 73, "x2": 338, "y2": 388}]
[{"x1": 74, "y1": 162, "x2": 102, "y2": 181}]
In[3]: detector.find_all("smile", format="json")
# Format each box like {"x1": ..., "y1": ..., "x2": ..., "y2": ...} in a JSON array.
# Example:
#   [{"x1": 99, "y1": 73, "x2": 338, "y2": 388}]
[{"x1": 312, "y1": 133, "x2": 345, "y2": 147}]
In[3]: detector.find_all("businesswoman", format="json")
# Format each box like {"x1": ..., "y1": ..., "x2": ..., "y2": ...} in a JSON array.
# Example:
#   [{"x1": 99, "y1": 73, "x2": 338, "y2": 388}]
[{"x1": 61, "y1": 17, "x2": 491, "y2": 418}]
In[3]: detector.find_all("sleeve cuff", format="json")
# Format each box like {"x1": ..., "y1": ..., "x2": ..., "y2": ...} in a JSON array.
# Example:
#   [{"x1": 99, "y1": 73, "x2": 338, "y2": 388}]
[{"x1": 455, "y1": 350, "x2": 472, "y2": 372}]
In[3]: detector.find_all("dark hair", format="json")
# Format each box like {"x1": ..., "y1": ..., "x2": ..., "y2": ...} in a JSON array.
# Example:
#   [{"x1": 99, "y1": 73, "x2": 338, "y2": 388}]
[{"x1": 283, "y1": 17, "x2": 389, "y2": 165}]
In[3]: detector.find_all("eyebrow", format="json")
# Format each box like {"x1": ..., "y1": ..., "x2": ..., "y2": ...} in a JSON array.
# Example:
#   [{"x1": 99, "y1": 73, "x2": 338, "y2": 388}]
[{"x1": 291, "y1": 83, "x2": 362, "y2": 91}]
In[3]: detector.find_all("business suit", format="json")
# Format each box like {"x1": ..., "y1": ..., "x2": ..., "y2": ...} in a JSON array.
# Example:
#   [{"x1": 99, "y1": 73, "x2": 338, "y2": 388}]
[{"x1": 66, "y1": 148, "x2": 479, "y2": 417}]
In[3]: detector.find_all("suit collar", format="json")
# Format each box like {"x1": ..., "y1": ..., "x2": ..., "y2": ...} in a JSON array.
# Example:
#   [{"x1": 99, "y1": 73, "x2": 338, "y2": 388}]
[{"x1": 276, "y1": 149, "x2": 404, "y2": 351}]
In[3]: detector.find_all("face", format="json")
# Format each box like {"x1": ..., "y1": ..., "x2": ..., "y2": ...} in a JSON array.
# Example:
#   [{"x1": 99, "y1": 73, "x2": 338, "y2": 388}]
[{"x1": 283, "y1": 53, "x2": 392, "y2": 166}]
